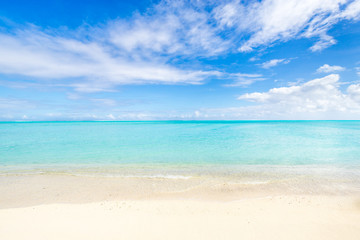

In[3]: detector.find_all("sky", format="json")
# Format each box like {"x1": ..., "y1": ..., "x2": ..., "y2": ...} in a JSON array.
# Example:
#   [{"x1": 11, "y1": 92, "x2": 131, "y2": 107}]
[{"x1": 1, "y1": 0, "x2": 360, "y2": 120}]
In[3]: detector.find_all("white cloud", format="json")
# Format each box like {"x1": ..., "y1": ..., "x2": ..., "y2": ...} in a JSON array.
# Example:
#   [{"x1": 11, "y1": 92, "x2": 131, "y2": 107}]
[
  {"x1": 261, "y1": 59, "x2": 291, "y2": 69},
  {"x1": 356, "y1": 67, "x2": 360, "y2": 76},
  {"x1": 194, "y1": 110, "x2": 201, "y2": 117},
  {"x1": 218, "y1": 0, "x2": 360, "y2": 52},
  {"x1": 0, "y1": 29, "x2": 221, "y2": 92},
  {"x1": 0, "y1": 98, "x2": 34, "y2": 109},
  {"x1": 249, "y1": 56, "x2": 259, "y2": 62},
  {"x1": 91, "y1": 99, "x2": 117, "y2": 107},
  {"x1": 0, "y1": 0, "x2": 359, "y2": 93},
  {"x1": 0, "y1": 98, "x2": 36, "y2": 120},
  {"x1": 116, "y1": 0, "x2": 360, "y2": 54},
  {"x1": 341, "y1": 0, "x2": 360, "y2": 20},
  {"x1": 108, "y1": 0, "x2": 229, "y2": 57},
  {"x1": 309, "y1": 35, "x2": 337, "y2": 52},
  {"x1": 347, "y1": 83, "x2": 360, "y2": 101},
  {"x1": 106, "y1": 114, "x2": 116, "y2": 120},
  {"x1": 317, "y1": 64, "x2": 345, "y2": 73},
  {"x1": 237, "y1": 74, "x2": 360, "y2": 118},
  {"x1": 224, "y1": 73, "x2": 265, "y2": 87}
]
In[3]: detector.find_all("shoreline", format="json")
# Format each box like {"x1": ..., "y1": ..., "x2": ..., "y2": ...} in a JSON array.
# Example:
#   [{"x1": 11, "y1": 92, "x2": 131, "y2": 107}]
[{"x1": 1, "y1": 167, "x2": 359, "y2": 208}]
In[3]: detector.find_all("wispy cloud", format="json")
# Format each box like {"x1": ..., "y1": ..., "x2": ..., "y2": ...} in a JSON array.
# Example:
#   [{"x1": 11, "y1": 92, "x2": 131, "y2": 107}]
[
  {"x1": 108, "y1": 0, "x2": 229, "y2": 58},
  {"x1": 91, "y1": 98, "x2": 117, "y2": 107},
  {"x1": 0, "y1": 28, "x2": 222, "y2": 92},
  {"x1": 0, "y1": 0, "x2": 359, "y2": 94},
  {"x1": 261, "y1": 59, "x2": 291, "y2": 69},
  {"x1": 317, "y1": 64, "x2": 345, "y2": 73},
  {"x1": 0, "y1": 98, "x2": 34, "y2": 109},
  {"x1": 224, "y1": 73, "x2": 266, "y2": 87},
  {"x1": 232, "y1": 0, "x2": 360, "y2": 52},
  {"x1": 356, "y1": 67, "x2": 360, "y2": 76},
  {"x1": 0, "y1": 98, "x2": 36, "y2": 120}
]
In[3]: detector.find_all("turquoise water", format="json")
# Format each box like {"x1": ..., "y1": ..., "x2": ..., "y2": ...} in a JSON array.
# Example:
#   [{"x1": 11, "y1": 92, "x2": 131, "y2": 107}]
[{"x1": 1, "y1": 121, "x2": 360, "y2": 167}]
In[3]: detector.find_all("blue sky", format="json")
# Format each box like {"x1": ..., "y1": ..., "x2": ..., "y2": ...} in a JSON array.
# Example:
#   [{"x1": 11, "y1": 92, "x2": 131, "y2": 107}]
[{"x1": 1, "y1": 0, "x2": 360, "y2": 120}]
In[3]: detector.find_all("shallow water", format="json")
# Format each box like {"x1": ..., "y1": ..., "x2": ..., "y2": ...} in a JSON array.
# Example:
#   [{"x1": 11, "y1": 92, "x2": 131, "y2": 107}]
[
  {"x1": 1, "y1": 121, "x2": 360, "y2": 208},
  {"x1": 1, "y1": 121, "x2": 360, "y2": 166}
]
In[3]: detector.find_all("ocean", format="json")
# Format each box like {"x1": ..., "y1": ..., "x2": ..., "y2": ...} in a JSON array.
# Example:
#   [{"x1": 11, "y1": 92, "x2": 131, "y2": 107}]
[
  {"x1": 1, "y1": 121, "x2": 360, "y2": 193},
  {"x1": 1, "y1": 121, "x2": 360, "y2": 166}
]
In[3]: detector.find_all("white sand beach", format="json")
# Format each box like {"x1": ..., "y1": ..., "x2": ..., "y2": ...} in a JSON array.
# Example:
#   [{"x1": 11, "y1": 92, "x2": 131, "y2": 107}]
[
  {"x1": 1, "y1": 196, "x2": 360, "y2": 240},
  {"x1": 0, "y1": 173, "x2": 360, "y2": 240}
]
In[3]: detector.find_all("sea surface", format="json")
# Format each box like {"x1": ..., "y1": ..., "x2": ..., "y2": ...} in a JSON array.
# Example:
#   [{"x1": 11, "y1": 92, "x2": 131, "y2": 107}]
[{"x1": 0, "y1": 121, "x2": 360, "y2": 181}]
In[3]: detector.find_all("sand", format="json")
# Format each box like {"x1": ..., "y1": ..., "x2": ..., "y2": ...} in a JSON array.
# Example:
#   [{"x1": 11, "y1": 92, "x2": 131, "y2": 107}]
[{"x1": 0, "y1": 174, "x2": 360, "y2": 240}]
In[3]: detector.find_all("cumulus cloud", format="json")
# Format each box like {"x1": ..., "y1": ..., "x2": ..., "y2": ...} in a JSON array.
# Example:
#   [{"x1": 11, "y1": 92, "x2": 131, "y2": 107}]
[
  {"x1": 261, "y1": 59, "x2": 291, "y2": 69},
  {"x1": 347, "y1": 83, "x2": 360, "y2": 102},
  {"x1": 317, "y1": 64, "x2": 345, "y2": 73},
  {"x1": 237, "y1": 74, "x2": 360, "y2": 117}
]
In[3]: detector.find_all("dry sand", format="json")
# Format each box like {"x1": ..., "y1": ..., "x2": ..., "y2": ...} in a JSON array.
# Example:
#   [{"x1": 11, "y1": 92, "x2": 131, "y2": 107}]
[{"x1": 0, "y1": 174, "x2": 360, "y2": 240}]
